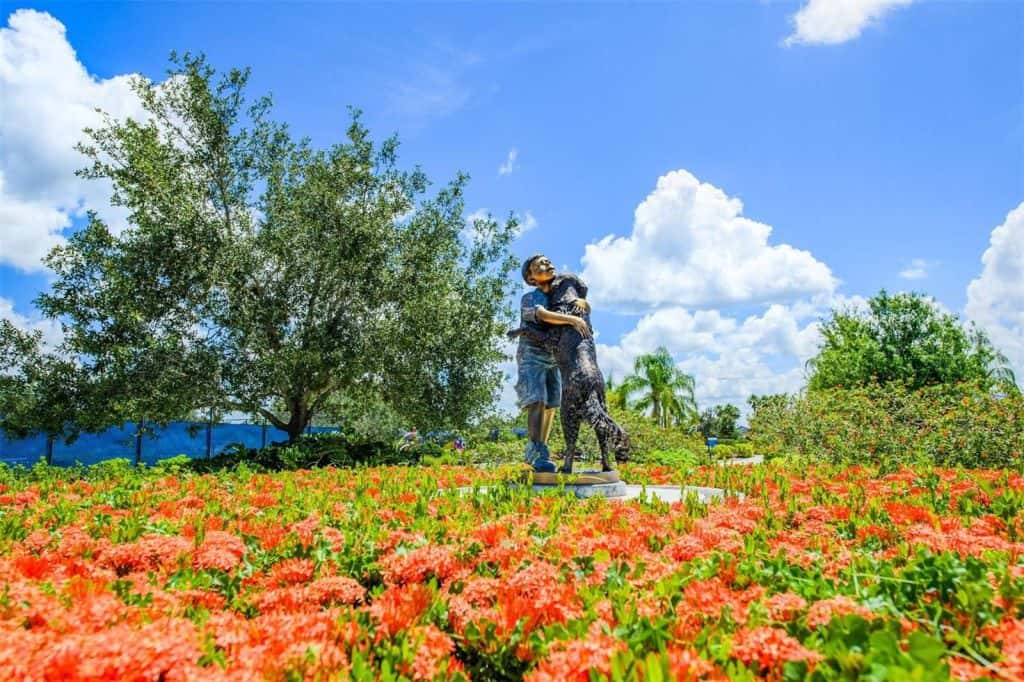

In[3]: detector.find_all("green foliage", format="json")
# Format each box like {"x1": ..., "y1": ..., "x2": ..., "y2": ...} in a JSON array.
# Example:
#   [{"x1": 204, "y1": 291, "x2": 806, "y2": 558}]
[
  {"x1": 0, "y1": 321, "x2": 84, "y2": 441},
  {"x1": 314, "y1": 390, "x2": 405, "y2": 446},
  {"x1": 461, "y1": 439, "x2": 526, "y2": 465},
  {"x1": 181, "y1": 428, "x2": 401, "y2": 473},
  {"x1": 808, "y1": 290, "x2": 1018, "y2": 394},
  {"x1": 748, "y1": 380, "x2": 1024, "y2": 469},
  {"x1": 646, "y1": 447, "x2": 701, "y2": 469},
  {"x1": 709, "y1": 442, "x2": 755, "y2": 459},
  {"x1": 699, "y1": 403, "x2": 741, "y2": 440},
  {"x1": 17, "y1": 53, "x2": 517, "y2": 444},
  {"x1": 617, "y1": 347, "x2": 698, "y2": 428},
  {"x1": 550, "y1": 401, "x2": 705, "y2": 463}
]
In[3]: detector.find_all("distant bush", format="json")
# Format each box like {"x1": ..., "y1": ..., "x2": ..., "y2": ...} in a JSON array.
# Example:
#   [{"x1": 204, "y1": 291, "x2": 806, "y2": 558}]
[
  {"x1": 646, "y1": 447, "x2": 701, "y2": 469},
  {"x1": 748, "y1": 380, "x2": 1024, "y2": 469},
  {"x1": 710, "y1": 442, "x2": 755, "y2": 459},
  {"x1": 549, "y1": 404, "x2": 705, "y2": 463},
  {"x1": 181, "y1": 428, "x2": 397, "y2": 473}
]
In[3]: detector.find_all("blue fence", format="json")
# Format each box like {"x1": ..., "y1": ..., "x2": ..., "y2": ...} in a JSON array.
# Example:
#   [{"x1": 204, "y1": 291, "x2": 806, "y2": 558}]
[{"x1": 0, "y1": 421, "x2": 340, "y2": 468}]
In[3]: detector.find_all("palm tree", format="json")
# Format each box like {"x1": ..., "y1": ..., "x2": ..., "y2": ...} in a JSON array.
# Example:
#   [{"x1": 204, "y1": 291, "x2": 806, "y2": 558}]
[
  {"x1": 605, "y1": 375, "x2": 631, "y2": 410},
  {"x1": 619, "y1": 347, "x2": 698, "y2": 428},
  {"x1": 987, "y1": 349, "x2": 1020, "y2": 396}
]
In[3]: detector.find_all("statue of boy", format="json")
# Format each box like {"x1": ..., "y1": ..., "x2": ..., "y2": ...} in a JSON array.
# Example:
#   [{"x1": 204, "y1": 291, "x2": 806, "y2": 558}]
[{"x1": 512, "y1": 254, "x2": 591, "y2": 472}]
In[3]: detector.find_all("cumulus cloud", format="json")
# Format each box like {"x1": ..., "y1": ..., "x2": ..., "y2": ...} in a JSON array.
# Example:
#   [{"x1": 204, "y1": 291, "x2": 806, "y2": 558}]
[
  {"x1": 899, "y1": 258, "x2": 935, "y2": 280},
  {"x1": 498, "y1": 148, "x2": 519, "y2": 176},
  {"x1": 784, "y1": 0, "x2": 916, "y2": 47},
  {"x1": 596, "y1": 303, "x2": 824, "y2": 414},
  {"x1": 518, "y1": 210, "x2": 537, "y2": 234},
  {"x1": 581, "y1": 169, "x2": 836, "y2": 311},
  {"x1": 0, "y1": 296, "x2": 63, "y2": 349},
  {"x1": 464, "y1": 208, "x2": 536, "y2": 242},
  {"x1": 966, "y1": 202, "x2": 1024, "y2": 379},
  {"x1": 0, "y1": 9, "x2": 146, "y2": 272}
]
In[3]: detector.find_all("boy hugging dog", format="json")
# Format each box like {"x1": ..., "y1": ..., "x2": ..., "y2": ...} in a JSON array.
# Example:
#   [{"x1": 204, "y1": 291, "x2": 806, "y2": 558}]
[{"x1": 509, "y1": 254, "x2": 630, "y2": 473}]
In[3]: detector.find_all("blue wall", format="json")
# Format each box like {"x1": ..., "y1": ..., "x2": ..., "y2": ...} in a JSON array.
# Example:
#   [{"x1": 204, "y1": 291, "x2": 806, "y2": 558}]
[{"x1": 0, "y1": 422, "x2": 339, "y2": 467}]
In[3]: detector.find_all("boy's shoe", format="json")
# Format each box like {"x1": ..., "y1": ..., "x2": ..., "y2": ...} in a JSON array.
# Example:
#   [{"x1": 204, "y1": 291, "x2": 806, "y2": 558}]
[
  {"x1": 532, "y1": 458, "x2": 557, "y2": 473},
  {"x1": 528, "y1": 444, "x2": 561, "y2": 471},
  {"x1": 522, "y1": 441, "x2": 537, "y2": 465}
]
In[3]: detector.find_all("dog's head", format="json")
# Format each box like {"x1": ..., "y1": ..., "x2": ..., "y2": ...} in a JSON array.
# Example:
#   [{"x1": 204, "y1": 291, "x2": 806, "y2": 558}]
[{"x1": 612, "y1": 428, "x2": 632, "y2": 463}]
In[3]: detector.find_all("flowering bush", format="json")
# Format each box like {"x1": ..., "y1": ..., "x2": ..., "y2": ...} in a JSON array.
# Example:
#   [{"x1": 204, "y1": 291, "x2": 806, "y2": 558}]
[
  {"x1": 749, "y1": 380, "x2": 1024, "y2": 469},
  {"x1": 1, "y1": 459, "x2": 1024, "y2": 679}
]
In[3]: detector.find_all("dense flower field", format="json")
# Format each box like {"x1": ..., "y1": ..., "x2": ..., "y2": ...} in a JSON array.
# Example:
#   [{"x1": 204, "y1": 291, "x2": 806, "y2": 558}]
[{"x1": 1, "y1": 460, "x2": 1024, "y2": 680}]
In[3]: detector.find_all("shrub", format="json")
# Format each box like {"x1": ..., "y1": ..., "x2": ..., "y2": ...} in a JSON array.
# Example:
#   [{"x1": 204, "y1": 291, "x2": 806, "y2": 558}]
[
  {"x1": 181, "y1": 428, "x2": 397, "y2": 473},
  {"x1": 547, "y1": 404, "x2": 705, "y2": 463},
  {"x1": 748, "y1": 380, "x2": 1024, "y2": 469},
  {"x1": 646, "y1": 447, "x2": 701, "y2": 469},
  {"x1": 710, "y1": 442, "x2": 755, "y2": 459}
]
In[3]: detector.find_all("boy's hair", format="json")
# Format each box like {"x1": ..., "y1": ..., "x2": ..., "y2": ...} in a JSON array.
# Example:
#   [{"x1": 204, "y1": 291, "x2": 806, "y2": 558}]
[{"x1": 521, "y1": 254, "x2": 544, "y2": 284}]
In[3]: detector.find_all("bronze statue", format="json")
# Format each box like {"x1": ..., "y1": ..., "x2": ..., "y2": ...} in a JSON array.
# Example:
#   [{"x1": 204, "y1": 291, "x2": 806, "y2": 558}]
[
  {"x1": 510, "y1": 254, "x2": 631, "y2": 474},
  {"x1": 512, "y1": 254, "x2": 591, "y2": 472}
]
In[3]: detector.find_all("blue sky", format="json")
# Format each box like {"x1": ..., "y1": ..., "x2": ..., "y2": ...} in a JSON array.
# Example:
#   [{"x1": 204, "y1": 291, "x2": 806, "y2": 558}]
[{"x1": 1, "y1": 1, "x2": 1022, "y2": 414}]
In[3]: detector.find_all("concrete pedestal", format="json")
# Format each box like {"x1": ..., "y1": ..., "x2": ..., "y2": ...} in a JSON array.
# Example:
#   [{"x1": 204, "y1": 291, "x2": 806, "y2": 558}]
[
  {"x1": 530, "y1": 480, "x2": 628, "y2": 498},
  {"x1": 459, "y1": 470, "x2": 743, "y2": 505},
  {"x1": 523, "y1": 469, "x2": 628, "y2": 498}
]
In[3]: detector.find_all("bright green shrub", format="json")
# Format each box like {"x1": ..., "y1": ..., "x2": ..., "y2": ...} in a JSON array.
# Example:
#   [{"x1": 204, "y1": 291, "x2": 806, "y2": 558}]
[
  {"x1": 709, "y1": 442, "x2": 754, "y2": 459},
  {"x1": 458, "y1": 405, "x2": 705, "y2": 466},
  {"x1": 550, "y1": 404, "x2": 705, "y2": 462},
  {"x1": 647, "y1": 447, "x2": 701, "y2": 469},
  {"x1": 749, "y1": 380, "x2": 1024, "y2": 469}
]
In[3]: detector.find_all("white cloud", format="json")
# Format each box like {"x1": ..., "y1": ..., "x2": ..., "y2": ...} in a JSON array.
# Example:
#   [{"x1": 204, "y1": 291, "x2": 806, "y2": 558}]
[
  {"x1": 0, "y1": 9, "x2": 146, "y2": 272},
  {"x1": 0, "y1": 296, "x2": 63, "y2": 349},
  {"x1": 581, "y1": 169, "x2": 836, "y2": 311},
  {"x1": 385, "y1": 41, "x2": 480, "y2": 125},
  {"x1": 518, "y1": 210, "x2": 537, "y2": 234},
  {"x1": 498, "y1": 148, "x2": 519, "y2": 176},
  {"x1": 495, "y1": 340, "x2": 520, "y2": 416},
  {"x1": 463, "y1": 208, "x2": 536, "y2": 242},
  {"x1": 784, "y1": 0, "x2": 916, "y2": 47},
  {"x1": 966, "y1": 202, "x2": 1024, "y2": 380},
  {"x1": 596, "y1": 303, "x2": 823, "y2": 415},
  {"x1": 899, "y1": 258, "x2": 935, "y2": 280}
]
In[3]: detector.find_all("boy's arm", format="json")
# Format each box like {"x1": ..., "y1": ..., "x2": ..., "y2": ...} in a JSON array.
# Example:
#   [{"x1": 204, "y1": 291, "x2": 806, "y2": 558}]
[
  {"x1": 507, "y1": 326, "x2": 553, "y2": 344},
  {"x1": 536, "y1": 306, "x2": 591, "y2": 337}
]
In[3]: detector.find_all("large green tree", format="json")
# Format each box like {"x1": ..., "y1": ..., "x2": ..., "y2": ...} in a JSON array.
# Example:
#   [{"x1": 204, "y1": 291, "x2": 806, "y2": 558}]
[
  {"x1": 618, "y1": 347, "x2": 698, "y2": 428},
  {"x1": 699, "y1": 403, "x2": 741, "y2": 440},
  {"x1": 10, "y1": 54, "x2": 518, "y2": 443},
  {"x1": 807, "y1": 290, "x2": 1017, "y2": 393}
]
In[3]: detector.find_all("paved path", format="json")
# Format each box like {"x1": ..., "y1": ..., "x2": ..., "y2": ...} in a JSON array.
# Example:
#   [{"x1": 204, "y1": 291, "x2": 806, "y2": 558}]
[
  {"x1": 620, "y1": 484, "x2": 742, "y2": 503},
  {"x1": 718, "y1": 455, "x2": 764, "y2": 466},
  {"x1": 456, "y1": 483, "x2": 743, "y2": 504},
  {"x1": 460, "y1": 454, "x2": 764, "y2": 504}
]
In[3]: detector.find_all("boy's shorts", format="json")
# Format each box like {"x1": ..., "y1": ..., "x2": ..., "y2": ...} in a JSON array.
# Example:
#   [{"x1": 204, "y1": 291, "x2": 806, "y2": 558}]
[{"x1": 515, "y1": 343, "x2": 561, "y2": 409}]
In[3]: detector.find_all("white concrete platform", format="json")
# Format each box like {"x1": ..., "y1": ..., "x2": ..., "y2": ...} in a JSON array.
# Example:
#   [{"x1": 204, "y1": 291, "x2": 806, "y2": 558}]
[
  {"x1": 616, "y1": 484, "x2": 743, "y2": 503},
  {"x1": 459, "y1": 483, "x2": 742, "y2": 504},
  {"x1": 717, "y1": 455, "x2": 764, "y2": 467}
]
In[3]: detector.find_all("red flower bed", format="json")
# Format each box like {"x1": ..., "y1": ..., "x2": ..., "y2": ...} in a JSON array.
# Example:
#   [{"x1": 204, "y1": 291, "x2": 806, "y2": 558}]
[{"x1": 0, "y1": 462, "x2": 1022, "y2": 680}]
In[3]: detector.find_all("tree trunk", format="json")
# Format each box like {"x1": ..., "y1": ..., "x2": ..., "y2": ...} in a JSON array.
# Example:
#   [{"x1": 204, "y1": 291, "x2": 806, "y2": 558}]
[{"x1": 286, "y1": 399, "x2": 310, "y2": 443}]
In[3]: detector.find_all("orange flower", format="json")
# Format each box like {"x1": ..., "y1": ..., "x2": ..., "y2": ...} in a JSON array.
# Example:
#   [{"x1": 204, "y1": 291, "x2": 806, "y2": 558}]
[
  {"x1": 806, "y1": 595, "x2": 873, "y2": 629},
  {"x1": 765, "y1": 592, "x2": 808, "y2": 622},
  {"x1": 731, "y1": 626, "x2": 822, "y2": 671},
  {"x1": 381, "y1": 544, "x2": 459, "y2": 585},
  {"x1": 525, "y1": 624, "x2": 625, "y2": 682},
  {"x1": 409, "y1": 624, "x2": 457, "y2": 681},
  {"x1": 369, "y1": 583, "x2": 433, "y2": 638},
  {"x1": 271, "y1": 558, "x2": 316, "y2": 585}
]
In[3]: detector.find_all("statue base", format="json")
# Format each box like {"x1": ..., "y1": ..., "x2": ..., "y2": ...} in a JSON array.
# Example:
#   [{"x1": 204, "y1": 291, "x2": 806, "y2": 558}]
[{"x1": 519, "y1": 469, "x2": 627, "y2": 498}]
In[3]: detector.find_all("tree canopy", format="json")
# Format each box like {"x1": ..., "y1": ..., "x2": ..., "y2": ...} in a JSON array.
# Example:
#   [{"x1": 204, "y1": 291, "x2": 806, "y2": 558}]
[
  {"x1": 699, "y1": 403, "x2": 741, "y2": 440},
  {"x1": 617, "y1": 347, "x2": 698, "y2": 428},
  {"x1": 807, "y1": 290, "x2": 1017, "y2": 394},
  {"x1": 3, "y1": 54, "x2": 519, "y2": 442}
]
